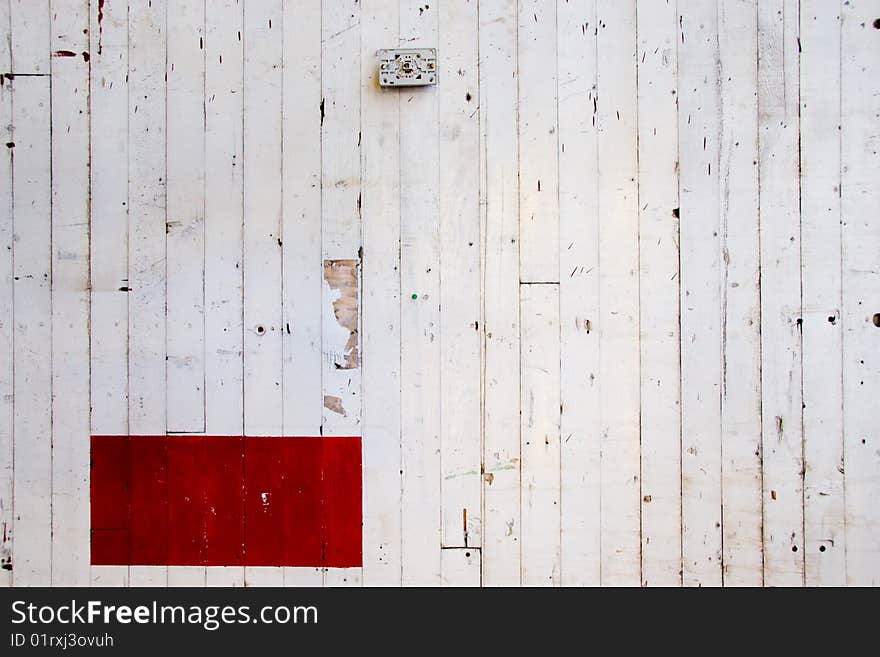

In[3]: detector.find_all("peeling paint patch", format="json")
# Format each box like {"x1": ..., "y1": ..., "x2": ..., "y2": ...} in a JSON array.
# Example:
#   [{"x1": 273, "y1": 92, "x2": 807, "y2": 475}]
[
  {"x1": 324, "y1": 395, "x2": 347, "y2": 417},
  {"x1": 323, "y1": 259, "x2": 359, "y2": 370}
]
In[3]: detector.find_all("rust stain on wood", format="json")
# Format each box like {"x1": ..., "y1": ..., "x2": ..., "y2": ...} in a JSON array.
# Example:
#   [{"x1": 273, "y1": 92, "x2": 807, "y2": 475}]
[{"x1": 324, "y1": 259, "x2": 359, "y2": 370}]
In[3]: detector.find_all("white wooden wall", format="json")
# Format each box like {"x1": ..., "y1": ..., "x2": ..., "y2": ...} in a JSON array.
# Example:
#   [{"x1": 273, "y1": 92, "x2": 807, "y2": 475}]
[{"x1": 1, "y1": 0, "x2": 879, "y2": 587}]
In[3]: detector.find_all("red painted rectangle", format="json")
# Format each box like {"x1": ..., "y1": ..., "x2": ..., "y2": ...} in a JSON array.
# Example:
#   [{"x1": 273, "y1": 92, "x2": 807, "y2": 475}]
[
  {"x1": 204, "y1": 437, "x2": 245, "y2": 566},
  {"x1": 90, "y1": 435, "x2": 361, "y2": 567},
  {"x1": 322, "y1": 437, "x2": 363, "y2": 567},
  {"x1": 244, "y1": 437, "x2": 286, "y2": 566},
  {"x1": 281, "y1": 437, "x2": 323, "y2": 566},
  {"x1": 90, "y1": 435, "x2": 130, "y2": 565},
  {"x1": 90, "y1": 435, "x2": 130, "y2": 530},
  {"x1": 166, "y1": 437, "x2": 206, "y2": 566},
  {"x1": 129, "y1": 437, "x2": 168, "y2": 564}
]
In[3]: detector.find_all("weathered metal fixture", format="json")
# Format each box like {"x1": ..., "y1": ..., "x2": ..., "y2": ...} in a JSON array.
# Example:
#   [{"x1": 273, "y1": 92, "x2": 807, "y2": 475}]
[{"x1": 378, "y1": 48, "x2": 437, "y2": 87}]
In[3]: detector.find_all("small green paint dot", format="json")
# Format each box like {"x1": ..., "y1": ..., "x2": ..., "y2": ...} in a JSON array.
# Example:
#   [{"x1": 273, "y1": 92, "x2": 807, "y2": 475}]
[{"x1": 411, "y1": 293, "x2": 418, "y2": 300}]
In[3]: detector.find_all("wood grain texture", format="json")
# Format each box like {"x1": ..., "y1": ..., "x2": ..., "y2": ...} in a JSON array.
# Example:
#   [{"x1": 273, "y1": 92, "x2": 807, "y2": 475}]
[{"x1": 758, "y1": 0, "x2": 804, "y2": 586}]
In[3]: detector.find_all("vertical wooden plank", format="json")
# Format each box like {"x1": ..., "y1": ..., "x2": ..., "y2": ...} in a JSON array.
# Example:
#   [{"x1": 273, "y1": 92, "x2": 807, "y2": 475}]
[
  {"x1": 596, "y1": 0, "x2": 640, "y2": 586},
  {"x1": 718, "y1": 0, "x2": 763, "y2": 586},
  {"x1": 242, "y1": 0, "x2": 283, "y2": 588},
  {"x1": 440, "y1": 548, "x2": 480, "y2": 587},
  {"x1": 321, "y1": 0, "x2": 362, "y2": 590},
  {"x1": 518, "y1": 0, "x2": 558, "y2": 283},
  {"x1": 399, "y1": 0, "x2": 440, "y2": 587},
  {"x1": 479, "y1": 0, "x2": 521, "y2": 587},
  {"x1": 50, "y1": 0, "x2": 91, "y2": 586},
  {"x1": 758, "y1": 0, "x2": 805, "y2": 586},
  {"x1": 166, "y1": 0, "x2": 206, "y2": 434},
  {"x1": 841, "y1": 0, "x2": 880, "y2": 587},
  {"x1": 89, "y1": 0, "x2": 129, "y2": 588},
  {"x1": 10, "y1": 0, "x2": 49, "y2": 73},
  {"x1": 360, "y1": 0, "x2": 402, "y2": 587},
  {"x1": 281, "y1": 0, "x2": 323, "y2": 588},
  {"x1": 677, "y1": 0, "x2": 723, "y2": 587},
  {"x1": 11, "y1": 76, "x2": 52, "y2": 585},
  {"x1": 557, "y1": 0, "x2": 600, "y2": 587},
  {"x1": 127, "y1": 0, "x2": 168, "y2": 588},
  {"x1": 281, "y1": 0, "x2": 321, "y2": 440},
  {"x1": 0, "y1": 0, "x2": 13, "y2": 585},
  {"x1": 321, "y1": 0, "x2": 362, "y2": 511},
  {"x1": 520, "y1": 283, "x2": 560, "y2": 585},
  {"x1": 203, "y1": 0, "x2": 245, "y2": 589},
  {"x1": 800, "y1": 0, "x2": 845, "y2": 586},
  {"x1": 637, "y1": 0, "x2": 682, "y2": 587},
  {"x1": 438, "y1": 0, "x2": 481, "y2": 558}
]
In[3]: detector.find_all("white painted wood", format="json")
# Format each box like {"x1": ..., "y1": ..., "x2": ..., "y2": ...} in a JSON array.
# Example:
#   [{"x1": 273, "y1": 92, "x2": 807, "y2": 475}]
[
  {"x1": 321, "y1": 0, "x2": 361, "y2": 446},
  {"x1": 243, "y1": 566, "x2": 282, "y2": 588},
  {"x1": 841, "y1": 0, "x2": 880, "y2": 587},
  {"x1": 520, "y1": 284, "x2": 560, "y2": 586},
  {"x1": 596, "y1": 0, "x2": 640, "y2": 587},
  {"x1": 557, "y1": 0, "x2": 600, "y2": 587},
  {"x1": 129, "y1": 566, "x2": 169, "y2": 587},
  {"x1": 718, "y1": 0, "x2": 763, "y2": 587},
  {"x1": 800, "y1": 0, "x2": 846, "y2": 587},
  {"x1": 441, "y1": 548, "x2": 480, "y2": 587},
  {"x1": 479, "y1": 0, "x2": 521, "y2": 587},
  {"x1": 438, "y1": 0, "x2": 481, "y2": 552},
  {"x1": 677, "y1": 0, "x2": 723, "y2": 587},
  {"x1": 126, "y1": 0, "x2": 168, "y2": 588},
  {"x1": 399, "y1": 0, "x2": 440, "y2": 587},
  {"x1": 242, "y1": 0, "x2": 282, "y2": 437},
  {"x1": 49, "y1": 0, "x2": 91, "y2": 587},
  {"x1": 323, "y1": 568, "x2": 362, "y2": 587},
  {"x1": 636, "y1": 0, "x2": 681, "y2": 587},
  {"x1": 208, "y1": 566, "x2": 246, "y2": 588},
  {"x1": 242, "y1": 0, "x2": 283, "y2": 587},
  {"x1": 127, "y1": 0, "x2": 166, "y2": 435},
  {"x1": 88, "y1": 0, "x2": 129, "y2": 588},
  {"x1": 360, "y1": 0, "x2": 402, "y2": 587},
  {"x1": 203, "y1": 0, "x2": 245, "y2": 588},
  {"x1": 11, "y1": 76, "x2": 52, "y2": 586},
  {"x1": 2, "y1": 0, "x2": 879, "y2": 590},
  {"x1": 283, "y1": 567, "x2": 322, "y2": 588},
  {"x1": 757, "y1": 0, "x2": 805, "y2": 587},
  {"x1": 10, "y1": 0, "x2": 49, "y2": 73},
  {"x1": 0, "y1": 3, "x2": 13, "y2": 585},
  {"x1": 167, "y1": 567, "x2": 205, "y2": 587},
  {"x1": 281, "y1": 0, "x2": 321, "y2": 440},
  {"x1": 166, "y1": 0, "x2": 206, "y2": 434},
  {"x1": 518, "y1": 0, "x2": 558, "y2": 284}
]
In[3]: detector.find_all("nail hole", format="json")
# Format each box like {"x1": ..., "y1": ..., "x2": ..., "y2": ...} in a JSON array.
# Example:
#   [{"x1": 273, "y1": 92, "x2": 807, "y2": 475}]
[
  {"x1": 872, "y1": 313, "x2": 880, "y2": 327},
  {"x1": 819, "y1": 545, "x2": 826, "y2": 552},
  {"x1": 791, "y1": 545, "x2": 798, "y2": 552},
  {"x1": 256, "y1": 324, "x2": 266, "y2": 335}
]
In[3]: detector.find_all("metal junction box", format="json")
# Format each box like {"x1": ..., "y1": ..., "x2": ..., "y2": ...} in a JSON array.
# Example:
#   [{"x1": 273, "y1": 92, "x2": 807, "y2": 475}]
[{"x1": 378, "y1": 48, "x2": 438, "y2": 87}]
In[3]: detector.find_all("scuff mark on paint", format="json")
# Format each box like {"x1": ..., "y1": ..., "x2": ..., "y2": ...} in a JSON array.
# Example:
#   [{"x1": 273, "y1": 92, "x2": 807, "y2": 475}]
[
  {"x1": 0, "y1": 521, "x2": 10, "y2": 571},
  {"x1": 324, "y1": 259, "x2": 359, "y2": 370},
  {"x1": 97, "y1": 0, "x2": 105, "y2": 55},
  {"x1": 324, "y1": 395, "x2": 347, "y2": 417}
]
